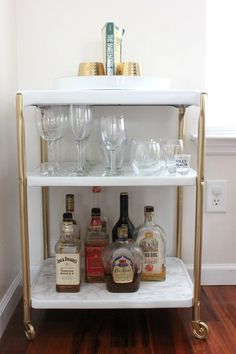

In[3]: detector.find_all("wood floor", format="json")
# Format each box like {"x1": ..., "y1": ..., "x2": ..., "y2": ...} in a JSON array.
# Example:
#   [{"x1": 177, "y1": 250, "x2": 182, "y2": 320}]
[{"x1": 0, "y1": 286, "x2": 236, "y2": 354}]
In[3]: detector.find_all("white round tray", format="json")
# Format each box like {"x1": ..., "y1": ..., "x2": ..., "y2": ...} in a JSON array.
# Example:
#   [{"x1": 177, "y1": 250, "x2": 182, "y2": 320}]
[{"x1": 54, "y1": 76, "x2": 170, "y2": 91}]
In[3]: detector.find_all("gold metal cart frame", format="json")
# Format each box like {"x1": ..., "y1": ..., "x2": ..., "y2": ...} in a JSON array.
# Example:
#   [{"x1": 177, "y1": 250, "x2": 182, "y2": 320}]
[{"x1": 16, "y1": 92, "x2": 208, "y2": 340}]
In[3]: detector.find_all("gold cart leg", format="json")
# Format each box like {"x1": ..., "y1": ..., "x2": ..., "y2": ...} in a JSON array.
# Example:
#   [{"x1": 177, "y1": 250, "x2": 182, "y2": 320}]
[
  {"x1": 40, "y1": 138, "x2": 50, "y2": 259},
  {"x1": 192, "y1": 93, "x2": 208, "y2": 339},
  {"x1": 16, "y1": 94, "x2": 35, "y2": 340},
  {"x1": 176, "y1": 107, "x2": 185, "y2": 259}
]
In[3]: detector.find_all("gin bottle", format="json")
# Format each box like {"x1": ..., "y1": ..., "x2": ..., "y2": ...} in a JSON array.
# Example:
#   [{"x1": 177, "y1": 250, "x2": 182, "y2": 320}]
[{"x1": 136, "y1": 206, "x2": 166, "y2": 281}]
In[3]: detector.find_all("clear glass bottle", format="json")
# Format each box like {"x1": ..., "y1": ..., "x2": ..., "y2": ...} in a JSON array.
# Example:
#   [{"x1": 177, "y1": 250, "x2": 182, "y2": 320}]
[
  {"x1": 65, "y1": 194, "x2": 80, "y2": 240},
  {"x1": 85, "y1": 207, "x2": 109, "y2": 282},
  {"x1": 55, "y1": 212, "x2": 80, "y2": 292},
  {"x1": 102, "y1": 224, "x2": 143, "y2": 292},
  {"x1": 136, "y1": 206, "x2": 166, "y2": 281},
  {"x1": 112, "y1": 192, "x2": 135, "y2": 242}
]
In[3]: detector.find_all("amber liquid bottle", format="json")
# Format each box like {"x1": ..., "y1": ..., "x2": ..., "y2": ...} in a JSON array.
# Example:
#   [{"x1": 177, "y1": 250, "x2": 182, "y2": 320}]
[
  {"x1": 112, "y1": 192, "x2": 135, "y2": 242},
  {"x1": 85, "y1": 208, "x2": 109, "y2": 282},
  {"x1": 55, "y1": 212, "x2": 80, "y2": 292}
]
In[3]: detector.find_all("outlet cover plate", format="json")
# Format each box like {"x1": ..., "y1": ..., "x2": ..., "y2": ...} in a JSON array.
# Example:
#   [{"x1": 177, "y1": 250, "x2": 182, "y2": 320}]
[{"x1": 205, "y1": 180, "x2": 227, "y2": 213}]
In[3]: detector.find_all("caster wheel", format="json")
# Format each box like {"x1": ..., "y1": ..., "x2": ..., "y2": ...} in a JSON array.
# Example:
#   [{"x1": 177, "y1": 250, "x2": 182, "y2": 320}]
[
  {"x1": 24, "y1": 322, "x2": 35, "y2": 341},
  {"x1": 192, "y1": 321, "x2": 209, "y2": 340}
]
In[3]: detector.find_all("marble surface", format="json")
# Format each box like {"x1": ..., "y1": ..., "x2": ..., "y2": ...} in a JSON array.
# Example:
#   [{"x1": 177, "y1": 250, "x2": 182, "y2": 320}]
[
  {"x1": 27, "y1": 163, "x2": 197, "y2": 187},
  {"x1": 31, "y1": 257, "x2": 193, "y2": 309}
]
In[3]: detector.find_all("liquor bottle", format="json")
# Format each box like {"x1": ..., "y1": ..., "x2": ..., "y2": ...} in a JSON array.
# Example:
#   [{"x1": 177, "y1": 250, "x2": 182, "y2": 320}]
[
  {"x1": 112, "y1": 192, "x2": 135, "y2": 242},
  {"x1": 65, "y1": 194, "x2": 80, "y2": 239},
  {"x1": 55, "y1": 212, "x2": 80, "y2": 292},
  {"x1": 85, "y1": 208, "x2": 109, "y2": 282},
  {"x1": 102, "y1": 224, "x2": 143, "y2": 292},
  {"x1": 136, "y1": 206, "x2": 166, "y2": 281},
  {"x1": 90, "y1": 186, "x2": 107, "y2": 233}
]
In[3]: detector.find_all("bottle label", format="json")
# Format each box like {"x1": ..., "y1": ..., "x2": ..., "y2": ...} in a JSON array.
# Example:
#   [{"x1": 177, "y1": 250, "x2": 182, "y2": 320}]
[
  {"x1": 85, "y1": 246, "x2": 104, "y2": 277},
  {"x1": 139, "y1": 231, "x2": 164, "y2": 275},
  {"x1": 56, "y1": 253, "x2": 80, "y2": 285},
  {"x1": 112, "y1": 255, "x2": 134, "y2": 283}
]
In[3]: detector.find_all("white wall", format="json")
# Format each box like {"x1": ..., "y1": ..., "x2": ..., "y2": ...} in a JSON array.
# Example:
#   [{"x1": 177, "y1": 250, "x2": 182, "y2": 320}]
[{"x1": 0, "y1": 0, "x2": 22, "y2": 337}]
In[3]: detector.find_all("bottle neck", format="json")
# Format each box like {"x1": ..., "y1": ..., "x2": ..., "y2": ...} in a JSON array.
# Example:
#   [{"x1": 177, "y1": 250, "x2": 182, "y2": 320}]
[
  {"x1": 144, "y1": 212, "x2": 155, "y2": 225},
  {"x1": 61, "y1": 221, "x2": 75, "y2": 242},
  {"x1": 120, "y1": 195, "x2": 128, "y2": 218},
  {"x1": 90, "y1": 215, "x2": 102, "y2": 230},
  {"x1": 92, "y1": 187, "x2": 102, "y2": 209}
]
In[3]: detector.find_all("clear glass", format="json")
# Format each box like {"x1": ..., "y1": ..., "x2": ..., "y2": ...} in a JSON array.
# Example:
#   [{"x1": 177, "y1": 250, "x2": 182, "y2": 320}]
[
  {"x1": 70, "y1": 105, "x2": 93, "y2": 176},
  {"x1": 100, "y1": 139, "x2": 127, "y2": 171},
  {"x1": 161, "y1": 139, "x2": 183, "y2": 174},
  {"x1": 36, "y1": 105, "x2": 68, "y2": 176},
  {"x1": 174, "y1": 154, "x2": 191, "y2": 175},
  {"x1": 100, "y1": 115, "x2": 126, "y2": 176},
  {"x1": 136, "y1": 209, "x2": 166, "y2": 281},
  {"x1": 130, "y1": 139, "x2": 161, "y2": 175}
]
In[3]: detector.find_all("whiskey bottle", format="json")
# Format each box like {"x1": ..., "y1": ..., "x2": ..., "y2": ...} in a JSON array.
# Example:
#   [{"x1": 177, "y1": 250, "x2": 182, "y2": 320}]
[
  {"x1": 65, "y1": 194, "x2": 80, "y2": 239},
  {"x1": 90, "y1": 186, "x2": 108, "y2": 233},
  {"x1": 85, "y1": 208, "x2": 109, "y2": 282},
  {"x1": 102, "y1": 224, "x2": 143, "y2": 292},
  {"x1": 136, "y1": 206, "x2": 166, "y2": 281},
  {"x1": 55, "y1": 212, "x2": 80, "y2": 292},
  {"x1": 112, "y1": 192, "x2": 135, "y2": 242}
]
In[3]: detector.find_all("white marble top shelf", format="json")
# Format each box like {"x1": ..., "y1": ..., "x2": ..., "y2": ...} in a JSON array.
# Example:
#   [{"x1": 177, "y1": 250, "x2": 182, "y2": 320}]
[
  {"x1": 27, "y1": 164, "x2": 197, "y2": 187},
  {"x1": 31, "y1": 257, "x2": 193, "y2": 309}
]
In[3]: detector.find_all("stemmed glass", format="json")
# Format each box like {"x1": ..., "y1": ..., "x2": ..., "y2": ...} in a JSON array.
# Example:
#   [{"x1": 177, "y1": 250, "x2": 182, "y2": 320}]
[
  {"x1": 70, "y1": 105, "x2": 93, "y2": 176},
  {"x1": 100, "y1": 115, "x2": 126, "y2": 176},
  {"x1": 36, "y1": 105, "x2": 68, "y2": 176}
]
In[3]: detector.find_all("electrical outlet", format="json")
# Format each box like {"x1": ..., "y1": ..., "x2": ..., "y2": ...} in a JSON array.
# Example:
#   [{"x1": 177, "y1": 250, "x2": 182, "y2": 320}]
[{"x1": 205, "y1": 180, "x2": 227, "y2": 213}]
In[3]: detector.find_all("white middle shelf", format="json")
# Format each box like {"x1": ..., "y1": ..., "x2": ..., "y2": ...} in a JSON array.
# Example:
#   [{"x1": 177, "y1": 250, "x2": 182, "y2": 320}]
[{"x1": 27, "y1": 164, "x2": 197, "y2": 187}]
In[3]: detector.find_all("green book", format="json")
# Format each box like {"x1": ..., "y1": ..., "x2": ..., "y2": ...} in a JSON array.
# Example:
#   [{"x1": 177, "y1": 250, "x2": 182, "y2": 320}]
[{"x1": 102, "y1": 22, "x2": 125, "y2": 75}]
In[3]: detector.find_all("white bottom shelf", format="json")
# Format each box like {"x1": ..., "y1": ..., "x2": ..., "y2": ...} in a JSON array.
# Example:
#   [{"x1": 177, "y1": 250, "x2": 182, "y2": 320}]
[{"x1": 31, "y1": 257, "x2": 193, "y2": 309}]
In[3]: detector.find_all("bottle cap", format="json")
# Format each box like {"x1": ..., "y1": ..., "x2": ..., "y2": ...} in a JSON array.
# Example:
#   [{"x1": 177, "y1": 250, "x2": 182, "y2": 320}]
[
  {"x1": 91, "y1": 207, "x2": 101, "y2": 216},
  {"x1": 120, "y1": 192, "x2": 128, "y2": 196},
  {"x1": 63, "y1": 212, "x2": 73, "y2": 221},
  {"x1": 66, "y1": 194, "x2": 74, "y2": 212},
  {"x1": 144, "y1": 206, "x2": 154, "y2": 213},
  {"x1": 92, "y1": 186, "x2": 101, "y2": 193}
]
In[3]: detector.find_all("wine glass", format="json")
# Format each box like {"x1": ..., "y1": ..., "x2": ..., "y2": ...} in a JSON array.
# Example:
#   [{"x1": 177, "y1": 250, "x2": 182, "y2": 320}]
[
  {"x1": 36, "y1": 105, "x2": 68, "y2": 176},
  {"x1": 100, "y1": 115, "x2": 126, "y2": 176},
  {"x1": 70, "y1": 105, "x2": 93, "y2": 176}
]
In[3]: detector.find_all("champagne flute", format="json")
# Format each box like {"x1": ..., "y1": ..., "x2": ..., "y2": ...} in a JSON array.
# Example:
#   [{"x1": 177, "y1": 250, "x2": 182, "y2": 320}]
[
  {"x1": 100, "y1": 115, "x2": 126, "y2": 176},
  {"x1": 70, "y1": 105, "x2": 93, "y2": 176},
  {"x1": 36, "y1": 105, "x2": 68, "y2": 175}
]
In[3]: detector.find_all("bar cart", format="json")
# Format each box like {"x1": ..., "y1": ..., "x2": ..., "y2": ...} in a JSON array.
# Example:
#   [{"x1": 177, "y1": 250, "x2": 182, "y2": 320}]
[{"x1": 16, "y1": 81, "x2": 208, "y2": 340}]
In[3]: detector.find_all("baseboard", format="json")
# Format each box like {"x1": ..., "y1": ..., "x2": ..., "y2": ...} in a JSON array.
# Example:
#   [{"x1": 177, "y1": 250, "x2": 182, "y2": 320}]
[
  {"x1": 0, "y1": 273, "x2": 22, "y2": 338},
  {"x1": 187, "y1": 263, "x2": 236, "y2": 285}
]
